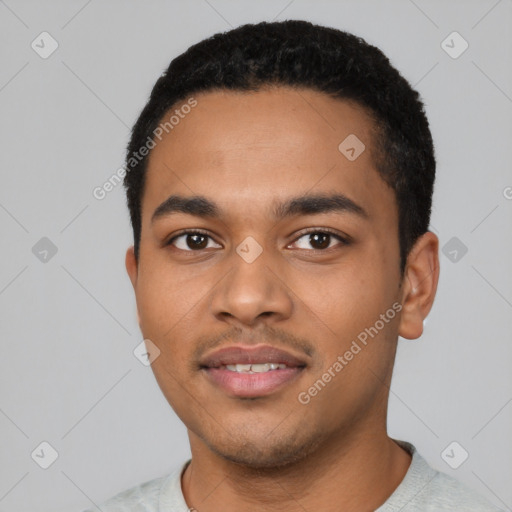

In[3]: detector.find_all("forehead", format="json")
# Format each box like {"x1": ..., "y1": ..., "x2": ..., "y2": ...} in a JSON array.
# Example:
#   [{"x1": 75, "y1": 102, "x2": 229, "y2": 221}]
[{"x1": 142, "y1": 87, "x2": 393, "y2": 224}]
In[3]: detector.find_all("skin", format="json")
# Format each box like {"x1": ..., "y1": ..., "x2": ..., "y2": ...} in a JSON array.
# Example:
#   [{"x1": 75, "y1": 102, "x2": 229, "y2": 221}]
[{"x1": 125, "y1": 86, "x2": 439, "y2": 511}]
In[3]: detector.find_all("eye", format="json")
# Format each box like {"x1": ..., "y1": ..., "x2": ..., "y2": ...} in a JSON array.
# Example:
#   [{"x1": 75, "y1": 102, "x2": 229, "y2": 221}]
[
  {"x1": 289, "y1": 229, "x2": 349, "y2": 251},
  {"x1": 166, "y1": 230, "x2": 222, "y2": 251}
]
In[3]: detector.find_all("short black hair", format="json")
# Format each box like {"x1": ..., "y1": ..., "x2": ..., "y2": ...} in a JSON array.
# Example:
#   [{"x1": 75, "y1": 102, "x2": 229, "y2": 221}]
[{"x1": 123, "y1": 19, "x2": 435, "y2": 273}]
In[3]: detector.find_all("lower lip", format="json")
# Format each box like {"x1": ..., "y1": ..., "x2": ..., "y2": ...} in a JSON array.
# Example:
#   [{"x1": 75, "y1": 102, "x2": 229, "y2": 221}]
[{"x1": 203, "y1": 367, "x2": 303, "y2": 398}]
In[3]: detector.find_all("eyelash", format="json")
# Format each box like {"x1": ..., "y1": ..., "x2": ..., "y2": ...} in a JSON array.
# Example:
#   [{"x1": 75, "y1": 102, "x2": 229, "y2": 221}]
[{"x1": 165, "y1": 228, "x2": 350, "y2": 252}]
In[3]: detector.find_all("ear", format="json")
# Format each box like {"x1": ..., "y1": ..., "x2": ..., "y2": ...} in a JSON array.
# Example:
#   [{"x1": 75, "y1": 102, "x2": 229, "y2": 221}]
[
  {"x1": 125, "y1": 245, "x2": 138, "y2": 288},
  {"x1": 125, "y1": 246, "x2": 141, "y2": 326},
  {"x1": 398, "y1": 231, "x2": 440, "y2": 340}
]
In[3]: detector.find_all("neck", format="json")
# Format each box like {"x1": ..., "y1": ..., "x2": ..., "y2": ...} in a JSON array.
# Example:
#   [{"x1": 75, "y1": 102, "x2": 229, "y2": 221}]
[{"x1": 181, "y1": 426, "x2": 411, "y2": 512}]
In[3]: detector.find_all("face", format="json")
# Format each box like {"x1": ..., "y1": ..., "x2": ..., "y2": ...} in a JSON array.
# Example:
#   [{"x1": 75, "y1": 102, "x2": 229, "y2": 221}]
[{"x1": 126, "y1": 87, "x2": 436, "y2": 468}]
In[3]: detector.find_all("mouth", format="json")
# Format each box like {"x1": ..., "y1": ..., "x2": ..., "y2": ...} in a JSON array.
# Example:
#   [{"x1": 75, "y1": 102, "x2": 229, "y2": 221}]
[
  {"x1": 199, "y1": 345, "x2": 307, "y2": 398},
  {"x1": 220, "y1": 362, "x2": 289, "y2": 373}
]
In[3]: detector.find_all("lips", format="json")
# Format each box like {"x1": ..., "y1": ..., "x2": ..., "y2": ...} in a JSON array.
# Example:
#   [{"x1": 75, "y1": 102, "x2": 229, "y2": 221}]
[
  {"x1": 199, "y1": 345, "x2": 307, "y2": 398},
  {"x1": 200, "y1": 345, "x2": 306, "y2": 369}
]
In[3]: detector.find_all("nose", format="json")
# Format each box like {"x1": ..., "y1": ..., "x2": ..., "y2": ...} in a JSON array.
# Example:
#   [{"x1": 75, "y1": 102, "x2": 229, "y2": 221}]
[{"x1": 210, "y1": 244, "x2": 294, "y2": 327}]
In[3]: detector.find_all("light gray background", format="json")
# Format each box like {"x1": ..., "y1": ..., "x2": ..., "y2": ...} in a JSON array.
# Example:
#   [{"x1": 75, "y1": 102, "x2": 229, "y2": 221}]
[{"x1": 0, "y1": 1, "x2": 511, "y2": 511}]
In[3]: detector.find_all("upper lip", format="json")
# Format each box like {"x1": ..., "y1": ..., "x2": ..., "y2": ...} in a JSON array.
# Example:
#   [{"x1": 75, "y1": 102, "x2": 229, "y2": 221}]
[{"x1": 199, "y1": 345, "x2": 308, "y2": 369}]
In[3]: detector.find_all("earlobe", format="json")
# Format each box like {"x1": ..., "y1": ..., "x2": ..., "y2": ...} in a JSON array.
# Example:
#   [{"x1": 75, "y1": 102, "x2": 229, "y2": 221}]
[{"x1": 398, "y1": 231, "x2": 440, "y2": 340}]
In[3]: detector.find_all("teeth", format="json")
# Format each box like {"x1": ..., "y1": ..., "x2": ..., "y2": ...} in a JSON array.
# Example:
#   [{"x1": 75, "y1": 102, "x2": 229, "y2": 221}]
[
  {"x1": 251, "y1": 363, "x2": 270, "y2": 373},
  {"x1": 224, "y1": 363, "x2": 288, "y2": 373}
]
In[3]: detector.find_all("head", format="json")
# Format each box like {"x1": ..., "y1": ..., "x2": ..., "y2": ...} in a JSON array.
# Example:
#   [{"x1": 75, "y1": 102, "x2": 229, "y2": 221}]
[{"x1": 124, "y1": 20, "x2": 439, "y2": 468}]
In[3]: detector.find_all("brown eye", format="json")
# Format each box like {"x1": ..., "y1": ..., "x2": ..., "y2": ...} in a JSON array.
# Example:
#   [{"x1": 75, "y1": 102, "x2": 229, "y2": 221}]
[
  {"x1": 186, "y1": 234, "x2": 208, "y2": 249},
  {"x1": 291, "y1": 230, "x2": 348, "y2": 251},
  {"x1": 167, "y1": 231, "x2": 222, "y2": 251},
  {"x1": 309, "y1": 232, "x2": 330, "y2": 249}
]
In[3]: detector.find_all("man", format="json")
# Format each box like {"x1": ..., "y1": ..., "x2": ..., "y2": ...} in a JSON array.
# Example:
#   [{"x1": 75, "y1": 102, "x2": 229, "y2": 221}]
[{"x1": 87, "y1": 20, "x2": 502, "y2": 511}]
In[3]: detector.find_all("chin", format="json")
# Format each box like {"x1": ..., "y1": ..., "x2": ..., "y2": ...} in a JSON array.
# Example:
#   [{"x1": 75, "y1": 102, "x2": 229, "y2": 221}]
[{"x1": 203, "y1": 427, "x2": 325, "y2": 470}]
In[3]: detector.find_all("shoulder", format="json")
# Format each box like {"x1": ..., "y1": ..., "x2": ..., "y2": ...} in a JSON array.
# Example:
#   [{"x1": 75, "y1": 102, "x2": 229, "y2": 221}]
[
  {"x1": 81, "y1": 462, "x2": 189, "y2": 512},
  {"x1": 425, "y1": 470, "x2": 504, "y2": 511},
  {"x1": 379, "y1": 441, "x2": 504, "y2": 512}
]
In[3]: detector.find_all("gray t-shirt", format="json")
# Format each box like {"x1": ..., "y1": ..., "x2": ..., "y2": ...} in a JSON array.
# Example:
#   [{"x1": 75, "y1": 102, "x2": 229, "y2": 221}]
[{"x1": 84, "y1": 441, "x2": 503, "y2": 511}]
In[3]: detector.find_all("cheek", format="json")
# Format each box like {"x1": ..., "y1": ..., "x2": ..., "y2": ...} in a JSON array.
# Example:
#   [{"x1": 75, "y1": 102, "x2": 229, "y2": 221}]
[
  {"x1": 289, "y1": 252, "x2": 400, "y2": 372},
  {"x1": 136, "y1": 258, "x2": 209, "y2": 336},
  {"x1": 136, "y1": 279, "x2": 175, "y2": 338},
  {"x1": 299, "y1": 261, "x2": 386, "y2": 327}
]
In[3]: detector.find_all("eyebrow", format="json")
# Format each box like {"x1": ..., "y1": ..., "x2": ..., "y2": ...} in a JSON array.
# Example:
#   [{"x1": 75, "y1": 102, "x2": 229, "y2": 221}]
[{"x1": 151, "y1": 193, "x2": 368, "y2": 224}]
